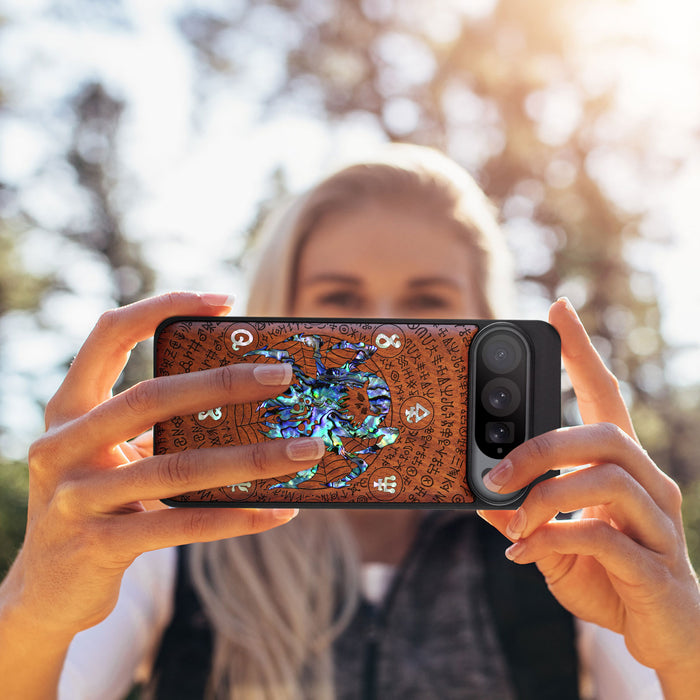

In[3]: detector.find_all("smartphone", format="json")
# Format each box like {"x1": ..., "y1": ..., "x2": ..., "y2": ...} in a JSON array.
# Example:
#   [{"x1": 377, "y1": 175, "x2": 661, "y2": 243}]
[{"x1": 153, "y1": 317, "x2": 560, "y2": 509}]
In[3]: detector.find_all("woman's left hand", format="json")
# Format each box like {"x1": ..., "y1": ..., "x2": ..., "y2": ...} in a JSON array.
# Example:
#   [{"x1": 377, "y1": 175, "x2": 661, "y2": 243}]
[{"x1": 478, "y1": 298, "x2": 700, "y2": 695}]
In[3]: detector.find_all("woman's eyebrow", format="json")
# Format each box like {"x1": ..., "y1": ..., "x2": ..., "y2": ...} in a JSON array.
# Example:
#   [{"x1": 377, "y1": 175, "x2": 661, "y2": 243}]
[
  {"x1": 302, "y1": 273, "x2": 361, "y2": 286},
  {"x1": 407, "y1": 277, "x2": 461, "y2": 289}
]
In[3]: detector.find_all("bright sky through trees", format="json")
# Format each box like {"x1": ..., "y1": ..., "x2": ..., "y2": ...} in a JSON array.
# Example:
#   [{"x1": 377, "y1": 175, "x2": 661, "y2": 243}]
[{"x1": 1, "y1": 0, "x2": 700, "y2": 457}]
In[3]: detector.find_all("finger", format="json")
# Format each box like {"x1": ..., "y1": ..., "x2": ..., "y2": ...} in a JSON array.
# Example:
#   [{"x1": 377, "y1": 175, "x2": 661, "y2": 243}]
[
  {"x1": 120, "y1": 431, "x2": 152, "y2": 461},
  {"x1": 109, "y1": 506, "x2": 300, "y2": 558},
  {"x1": 483, "y1": 423, "x2": 681, "y2": 515},
  {"x1": 119, "y1": 441, "x2": 144, "y2": 462},
  {"x1": 476, "y1": 509, "x2": 516, "y2": 539},
  {"x1": 127, "y1": 430, "x2": 153, "y2": 459},
  {"x1": 503, "y1": 518, "x2": 662, "y2": 588},
  {"x1": 548, "y1": 298, "x2": 636, "y2": 439},
  {"x1": 47, "y1": 292, "x2": 235, "y2": 424},
  {"x1": 503, "y1": 464, "x2": 676, "y2": 554},
  {"x1": 63, "y1": 362, "x2": 293, "y2": 457},
  {"x1": 85, "y1": 437, "x2": 326, "y2": 508}
]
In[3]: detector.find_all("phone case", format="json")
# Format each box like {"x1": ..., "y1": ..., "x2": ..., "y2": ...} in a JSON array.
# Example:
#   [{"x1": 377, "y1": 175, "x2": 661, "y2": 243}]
[{"x1": 153, "y1": 317, "x2": 560, "y2": 508}]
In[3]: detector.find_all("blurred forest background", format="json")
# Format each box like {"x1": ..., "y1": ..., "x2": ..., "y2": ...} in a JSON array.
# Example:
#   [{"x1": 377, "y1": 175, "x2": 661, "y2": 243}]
[{"x1": 1, "y1": 0, "x2": 700, "y2": 574}]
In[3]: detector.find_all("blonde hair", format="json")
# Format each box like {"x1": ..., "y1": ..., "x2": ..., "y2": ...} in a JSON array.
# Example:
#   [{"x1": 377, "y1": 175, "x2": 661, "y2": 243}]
[
  {"x1": 246, "y1": 143, "x2": 514, "y2": 317},
  {"x1": 189, "y1": 512, "x2": 359, "y2": 700},
  {"x1": 188, "y1": 145, "x2": 514, "y2": 699}
]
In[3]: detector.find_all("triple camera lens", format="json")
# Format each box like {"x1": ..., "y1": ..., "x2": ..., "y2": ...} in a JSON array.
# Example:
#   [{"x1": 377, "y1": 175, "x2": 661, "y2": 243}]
[{"x1": 472, "y1": 326, "x2": 529, "y2": 456}]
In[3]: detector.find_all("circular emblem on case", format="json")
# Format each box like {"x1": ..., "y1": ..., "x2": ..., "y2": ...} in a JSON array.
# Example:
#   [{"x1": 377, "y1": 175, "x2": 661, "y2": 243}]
[
  {"x1": 373, "y1": 324, "x2": 405, "y2": 357},
  {"x1": 224, "y1": 323, "x2": 258, "y2": 356},
  {"x1": 399, "y1": 396, "x2": 434, "y2": 429},
  {"x1": 420, "y1": 474, "x2": 434, "y2": 488},
  {"x1": 368, "y1": 467, "x2": 402, "y2": 501},
  {"x1": 194, "y1": 405, "x2": 228, "y2": 427},
  {"x1": 227, "y1": 480, "x2": 259, "y2": 500}
]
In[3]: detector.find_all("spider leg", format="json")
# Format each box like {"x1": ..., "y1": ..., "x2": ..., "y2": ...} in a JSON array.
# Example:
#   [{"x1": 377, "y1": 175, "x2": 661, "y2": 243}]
[
  {"x1": 292, "y1": 333, "x2": 327, "y2": 376},
  {"x1": 327, "y1": 452, "x2": 369, "y2": 489},
  {"x1": 245, "y1": 346, "x2": 292, "y2": 362},
  {"x1": 331, "y1": 340, "x2": 377, "y2": 372},
  {"x1": 268, "y1": 464, "x2": 319, "y2": 489}
]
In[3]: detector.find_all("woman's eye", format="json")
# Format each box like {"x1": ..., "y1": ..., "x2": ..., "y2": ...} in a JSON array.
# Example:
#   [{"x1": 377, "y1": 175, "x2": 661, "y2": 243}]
[
  {"x1": 315, "y1": 291, "x2": 364, "y2": 309},
  {"x1": 403, "y1": 295, "x2": 450, "y2": 311}
]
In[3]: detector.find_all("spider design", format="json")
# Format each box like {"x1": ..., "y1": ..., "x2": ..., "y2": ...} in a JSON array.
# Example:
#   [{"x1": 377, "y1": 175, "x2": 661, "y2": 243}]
[{"x1": 245, "y1": 334, "x2": 399, "y2": 489}]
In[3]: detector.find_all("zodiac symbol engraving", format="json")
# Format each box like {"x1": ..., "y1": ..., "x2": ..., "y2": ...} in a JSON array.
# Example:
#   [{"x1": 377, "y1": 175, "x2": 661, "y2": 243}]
[
  {"x1": 376, "y1": 333, "x2": 402, "y2": 349},
  {"x1": 373, "y1": 475, "x2": 397, "y2": 494},
  {"x1": 231, "y1": 328, "x2": 254, "y2": 351},
  {"x1": 230, "y1": 482, "x2": 252, "y2": 493},
  {"x1": 245, "y1": 334, "x2": 399, "y2": 489},
  {"x1": 198, "y1": 407, "x2": 223, "y2": 421},
  {"x1": 404, "y1": 402, "x2": 431, "y2": 424}
]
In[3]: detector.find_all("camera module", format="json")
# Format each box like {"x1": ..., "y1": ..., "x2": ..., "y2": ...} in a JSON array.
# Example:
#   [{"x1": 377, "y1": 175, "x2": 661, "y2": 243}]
[
  {"x1": 467, "y1": 320, "x2": 559, "y2": 507},
  {"x1": 470, "y1": 323, "x2": 531, "y2": 464}
]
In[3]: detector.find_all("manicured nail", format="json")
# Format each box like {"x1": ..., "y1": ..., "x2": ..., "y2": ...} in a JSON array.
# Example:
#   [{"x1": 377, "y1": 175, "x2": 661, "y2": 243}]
[
  {"x1": 286, "y1": 437, "x2": 326, "y2": 462},
  {"x1": 254, "y1": 363, "x2": 293, "y2": 386},
  {"x1": 557, "y1": 296, "x2": 578, "y2": 319},
  {"x1": 506, "y1": 509, "x2": 527, "y2": 540},
  {"x1": 483, "y1": 460, "x2": 512, "y2": 493},
  {"x1": 273, "y1": 508, "x2": 299, "y2": 521},
  {"x1": 505, "y1": 541, "x2": 527, "y2": 561},
  {"x1": 198, "y1": 293, "x2": 236, "y2": 310}
]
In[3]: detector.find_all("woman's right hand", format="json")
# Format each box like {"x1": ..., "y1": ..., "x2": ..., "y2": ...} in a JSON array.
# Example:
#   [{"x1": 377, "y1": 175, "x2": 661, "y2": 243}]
[{"x1": 1, "y1": 292, "x2": 323, "y2": 641}]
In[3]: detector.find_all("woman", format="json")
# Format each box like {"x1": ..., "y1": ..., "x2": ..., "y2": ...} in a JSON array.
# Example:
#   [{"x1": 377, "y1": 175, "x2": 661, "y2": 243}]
[{"x1": 0, "y1": 145, "x2": 698, "y2": 699}]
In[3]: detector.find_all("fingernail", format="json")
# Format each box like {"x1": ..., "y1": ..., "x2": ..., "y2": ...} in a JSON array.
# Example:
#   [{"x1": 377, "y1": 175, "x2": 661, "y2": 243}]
[
  {"x1": 254, "y1": 363, "x2": 293, "y2": 386},
  {"x1": 273, "y1": 508, "x2": 299, "y2": 521},
  {"x1": 505, "y1": 541, "x2": 527, "y2": 561},
  {"x1": 286, "y1": 437, "x2": 326, "y2": 462},
  {"x1": 483, "y1": 460, "x2": 512, "y2": 493},
  {"x1": 506, "y1": 509, "x2": 527, "y2": 540},
  {"x1": 557, "y1": 296, "x2": 578, "y2": 319},
  {"x1": 199, "y1": 293, "x2": 236, "y2": 310}
]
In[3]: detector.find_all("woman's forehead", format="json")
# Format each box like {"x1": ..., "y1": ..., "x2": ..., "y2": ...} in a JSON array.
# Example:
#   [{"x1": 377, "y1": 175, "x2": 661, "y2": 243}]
[{"x1": 298, "y1": 203, "x2": 472, "y2": 276}]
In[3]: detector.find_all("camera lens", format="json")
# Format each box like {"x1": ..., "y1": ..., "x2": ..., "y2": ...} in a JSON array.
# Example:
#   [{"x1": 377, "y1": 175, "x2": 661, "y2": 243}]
[
  {"x1": 486, "y1": 421, "x2": 514, "y2": 444},
  {"x1": 481, "y1": 378, "x2": 521, "y2": 417},
  {"x1": 489, "y1": 387, "x2": 510, "y2": 411},
  {"x1": 482, "y1": 334, "x2": 523, "y2": 374}
]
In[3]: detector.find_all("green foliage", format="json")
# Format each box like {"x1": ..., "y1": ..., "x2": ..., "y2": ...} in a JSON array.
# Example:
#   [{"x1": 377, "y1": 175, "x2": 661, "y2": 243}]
[
  {"x1": 0, "y1": 223, "x2": 53, "y2": 316},
  {"x1": 0, "y1": 460, "x2": 28, "y2": 577},
  {"x1": 64, "y1": 81, "x2": 157, "y2": 393},
  {"x1": 682, "y1": 478, "x2": 700, "y2": 572}
]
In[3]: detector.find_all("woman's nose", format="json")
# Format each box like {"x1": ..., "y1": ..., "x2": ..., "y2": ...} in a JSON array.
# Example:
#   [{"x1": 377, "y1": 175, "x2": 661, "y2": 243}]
[{"x1": 365, "y1": 299, "x2": 399, "y2": 318}]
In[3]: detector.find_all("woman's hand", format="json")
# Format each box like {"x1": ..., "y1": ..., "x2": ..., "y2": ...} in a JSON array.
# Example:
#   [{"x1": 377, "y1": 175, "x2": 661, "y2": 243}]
[
  {"x1": 478, "y1": 298, "x2": 700, "y2": 695},
  {"x1": 1, "y1": 292, "x2": 324, "y2": 643}
]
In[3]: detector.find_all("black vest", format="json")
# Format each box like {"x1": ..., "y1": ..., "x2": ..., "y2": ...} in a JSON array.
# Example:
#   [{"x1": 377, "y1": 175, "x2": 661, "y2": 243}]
[{"x1": 148, "y1": 514, "x2": 579, "y2": 699}]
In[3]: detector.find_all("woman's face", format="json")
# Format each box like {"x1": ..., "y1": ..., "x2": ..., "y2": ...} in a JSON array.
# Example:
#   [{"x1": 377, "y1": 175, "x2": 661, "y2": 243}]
[{"x1": 293, "y1": 202, "x2": 485, "y2": 319}]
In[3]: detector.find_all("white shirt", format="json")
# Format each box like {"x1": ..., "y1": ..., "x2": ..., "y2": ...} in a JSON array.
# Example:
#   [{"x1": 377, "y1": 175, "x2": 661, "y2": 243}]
[{"x1": 59, "y1": 548, "x2": 663, "y2": 700}]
